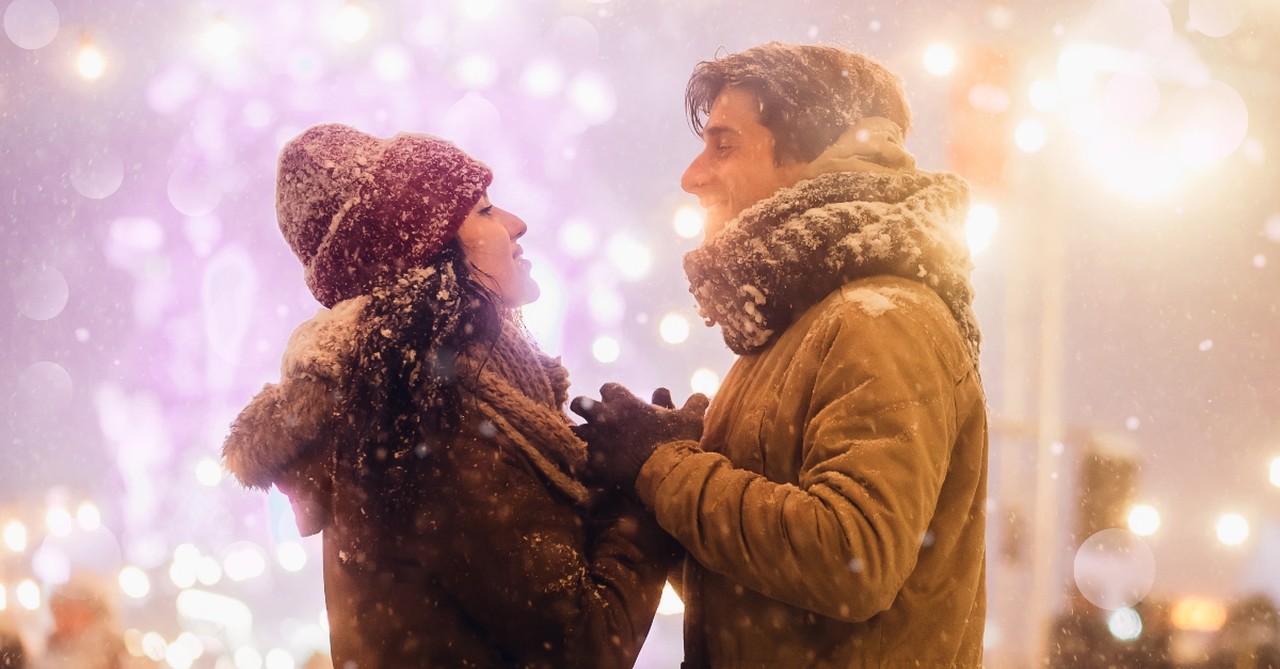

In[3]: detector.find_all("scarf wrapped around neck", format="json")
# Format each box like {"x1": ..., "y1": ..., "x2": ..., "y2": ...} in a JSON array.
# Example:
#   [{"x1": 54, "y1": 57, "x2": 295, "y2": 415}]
[{"x1": 683, "y1": 169, "x2": 981, "y2": 365}]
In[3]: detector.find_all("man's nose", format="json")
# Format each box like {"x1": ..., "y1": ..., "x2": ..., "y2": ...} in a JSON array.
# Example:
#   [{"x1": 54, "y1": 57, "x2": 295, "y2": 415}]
[{"x1": 681, "y1": 153, "x2": 708, "y2": 195}]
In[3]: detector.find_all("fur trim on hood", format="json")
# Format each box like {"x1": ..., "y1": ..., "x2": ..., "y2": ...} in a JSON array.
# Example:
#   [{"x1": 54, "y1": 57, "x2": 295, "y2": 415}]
[
  {"x1": 683, "y1": 169, "x2": 980, "y2": 364},
  {"x1": 222, "y1": 297, "x2": 365, "y2": 490}
]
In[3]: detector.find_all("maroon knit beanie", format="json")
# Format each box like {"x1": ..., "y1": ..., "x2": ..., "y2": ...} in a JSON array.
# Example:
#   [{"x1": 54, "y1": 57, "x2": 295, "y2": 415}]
[{"x1": 276, "y1": 123, "x2": 493, "y2": 307}]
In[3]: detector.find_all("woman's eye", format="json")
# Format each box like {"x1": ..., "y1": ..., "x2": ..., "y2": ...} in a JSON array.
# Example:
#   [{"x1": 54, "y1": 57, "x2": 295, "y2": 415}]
[{"x1": 480, "y1": 206, "x2": 494, "y2": 216}]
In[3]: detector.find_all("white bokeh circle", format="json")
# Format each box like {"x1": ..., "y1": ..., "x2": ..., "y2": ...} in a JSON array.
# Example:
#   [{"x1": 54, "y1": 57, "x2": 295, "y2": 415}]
[
  {"x1": 12, "y1": 263, "x2": 69, "y2": 320},
  {"x1": 4, "y1": 0, "x2": 60, "y2": 50},
  {"x1": 1073, "y1": 528, "x2": 1157, "y2": 610}
]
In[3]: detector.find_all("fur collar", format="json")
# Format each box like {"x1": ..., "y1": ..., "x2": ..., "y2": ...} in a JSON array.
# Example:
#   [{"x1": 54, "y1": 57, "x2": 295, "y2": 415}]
[{"x1": 683, "y1": 170, "x2": 981, "y2": 364}]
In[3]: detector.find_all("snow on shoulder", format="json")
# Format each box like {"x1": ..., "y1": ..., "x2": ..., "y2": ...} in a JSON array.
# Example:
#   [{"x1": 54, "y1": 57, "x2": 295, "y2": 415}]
[{"x1": 838, "y1": 283, "x2": 914, "y2": 318}]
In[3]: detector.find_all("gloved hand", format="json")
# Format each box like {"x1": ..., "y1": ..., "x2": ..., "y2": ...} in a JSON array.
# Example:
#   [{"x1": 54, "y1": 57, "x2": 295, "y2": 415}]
[{"x1": 570, "y1": 383, "x2": 710, "y2": 491}]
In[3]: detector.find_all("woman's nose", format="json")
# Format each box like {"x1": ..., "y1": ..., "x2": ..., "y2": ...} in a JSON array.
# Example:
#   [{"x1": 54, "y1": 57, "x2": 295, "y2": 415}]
[{"x1": 501, "y1": 209, "x2": 528, "y2": 239}]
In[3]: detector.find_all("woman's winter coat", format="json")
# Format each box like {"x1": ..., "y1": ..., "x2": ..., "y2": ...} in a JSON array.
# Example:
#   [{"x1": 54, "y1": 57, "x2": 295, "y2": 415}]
[
  {"x1": 639, "y1": 170, "x2": 989, "y2": 668},
  {"x1": 223, "y1": 288, "x2": 673, "y2": 669}
]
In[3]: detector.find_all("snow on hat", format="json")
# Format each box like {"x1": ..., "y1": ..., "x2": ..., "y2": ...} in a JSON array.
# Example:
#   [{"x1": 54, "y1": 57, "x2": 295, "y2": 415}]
[{"x1": 276, "y1": 123, "x2": 493, "y2": 307}]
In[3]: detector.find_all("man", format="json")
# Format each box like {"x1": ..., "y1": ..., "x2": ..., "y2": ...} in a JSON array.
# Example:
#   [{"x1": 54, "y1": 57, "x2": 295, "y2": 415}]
[{"x1": 572, "y1": 42, "x2": 988, "y2": 667}]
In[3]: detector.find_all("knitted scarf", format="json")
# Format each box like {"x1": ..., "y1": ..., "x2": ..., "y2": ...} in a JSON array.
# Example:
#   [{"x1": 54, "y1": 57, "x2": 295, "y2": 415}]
[
  {"x1": 458, "y1": 318, "x2": 590, "y2": 506},
  {"x1": 354, "y1": 262, "x2": 590, "y2": 507},
  {"x1": 683, "y1": 169, "x2": 981, "y2": 365}
]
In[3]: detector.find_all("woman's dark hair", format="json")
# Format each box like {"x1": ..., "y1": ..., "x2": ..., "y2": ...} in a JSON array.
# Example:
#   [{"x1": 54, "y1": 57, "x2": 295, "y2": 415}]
[
  {"x1": 685, "y1": 41, "x2": 912, "y2": 164},
  {"x1": 343, "y1": 238, "x2": 504, "y2": 525}
]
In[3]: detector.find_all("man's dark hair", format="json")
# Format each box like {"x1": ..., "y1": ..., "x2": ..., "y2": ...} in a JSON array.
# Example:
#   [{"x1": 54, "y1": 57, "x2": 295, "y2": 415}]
[{"x1": 686, "y1": 41, "x2": 912, "y2": 164}]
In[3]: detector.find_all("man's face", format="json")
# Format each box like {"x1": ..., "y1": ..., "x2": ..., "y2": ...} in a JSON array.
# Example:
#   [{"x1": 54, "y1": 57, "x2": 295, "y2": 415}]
[{"x1": 680, "y1": 87, "x2": 808, "y2": 240}]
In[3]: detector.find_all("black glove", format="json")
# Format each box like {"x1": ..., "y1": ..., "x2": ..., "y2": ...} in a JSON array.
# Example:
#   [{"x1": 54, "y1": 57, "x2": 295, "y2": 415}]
[{"x1": 570, "y1": 383, "x2": 709, "y2": 491}]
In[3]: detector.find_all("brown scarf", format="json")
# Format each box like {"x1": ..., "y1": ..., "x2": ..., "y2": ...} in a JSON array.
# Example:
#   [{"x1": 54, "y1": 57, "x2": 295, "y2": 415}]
[
  {"x1": 459, "y1": 318, "x2": 590, "y2": 506},
  {"x1": 683, "y1": 169, "x2": 981, "y2": 365}
]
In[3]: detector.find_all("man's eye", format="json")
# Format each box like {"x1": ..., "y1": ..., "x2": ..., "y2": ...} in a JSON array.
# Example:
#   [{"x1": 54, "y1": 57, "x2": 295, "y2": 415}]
[{"x1": 715, "y1": 144, "x2": 734, "y2": 155}]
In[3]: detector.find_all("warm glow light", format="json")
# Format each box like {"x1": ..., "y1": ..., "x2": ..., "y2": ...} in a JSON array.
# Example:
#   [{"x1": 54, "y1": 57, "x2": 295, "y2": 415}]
[
  {"x1": 1014, "y1": 119, "x2": 1048, "y2": 153},
  {"x1": 277, "y1": 542, "x2": 308, "y2": 572},
  {"x1": 76, "y1": 501, "x2": 101, "y2": 530},
  {"x1": 141, "y1": 632, "x2": 167, "y2": 662},
  {"x1": 1107, "y1": 608, "x2": 1143, "y2": 641},
  {"x1": 197, "y1": 556, "x2": 223, "y2": 586},
  {"x1": 235, "y1": 647, "x2": 264, "y2": 669},
  {"x1": 202, "y1": 18, "x2": 241, "y2": 59},
  {"x1": 2, "y1": 520, "x2": 27, "y2": 552},
  {"x1": 1270, "y1": 457, "x2": 1280, "y2": 488},
  {"x1": 75, "y1": 42, "x2": 107, "y2": 81},
  {"x1": 224, "y1": 545, "x2": 267, "y2": 582},
  {"x1": 673, "y1": 203, "x2": 705, "y2": 239},
  {"x1": 1216, "y1": 513, "x2": 1249, "y2": 546},
  {"x1": 606, "y1": 235, "x2": 652, "y2": 281},
  {"x1": 196, "y1": 457, "x2": 224, "y2": 486},
  {"x1": 965, "y1": 202, "x2": 999, "y2": 257},
  {"x1": 0, "y1": 585, "x2": 6, "y2": 611},
  {"x1": 1127, "y1": 504, "x2": 1161, "y2": 537},
  {"x1": 332, "y1": 3, "x2": 371, "y2": 44},
  {"x1": 591, "y1": 336, "x2": 620, "y2": 364},
  {"x1": 16, "y1": 579, "x2": 41, "y2": 610},
  {"x1": 659, "y1": 312, "x2": 691, "y2": 345},
  {"x1": 175, "y1": 590, "x2": 252, "y2": 637},
  {"x1": 119, "y1": 565, "x2": 151, "y2": 599},
  {"x1": 1172, "y1": 597, "x2": 1228, "y2": 632},
  {"x1": 657, "y1": 581, "x2": 684, "y2": 615},
  {"x1": 1029, "y1": 80, "x2": 1061, "y2": 112},
  {"x1": 690, "y1": 368, "x2": 721, "y2": 397},
  {"x1": 265, "y1": 648, "x2": 295, "y2": 669},
  {"x1": 46, "y1": 505, "x2": 73, "y2": 536},
  {"x1": 923, "y1": 43, "x2": 957, "y2": 77}
]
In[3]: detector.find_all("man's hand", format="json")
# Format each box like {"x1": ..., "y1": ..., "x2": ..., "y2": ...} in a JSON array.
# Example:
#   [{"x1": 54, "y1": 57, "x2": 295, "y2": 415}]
[{"x1": 570, "y1": 383, "x2": 709, "y2": 490}]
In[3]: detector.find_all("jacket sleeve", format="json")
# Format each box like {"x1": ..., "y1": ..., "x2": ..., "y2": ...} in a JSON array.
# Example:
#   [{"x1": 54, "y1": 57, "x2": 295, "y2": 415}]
[
  {"x1": 635, "y1": 300, "x2": 966, "y2": 623},
  {"x1": 411, "y1": 432, "x2": 677, "y2": 669}
]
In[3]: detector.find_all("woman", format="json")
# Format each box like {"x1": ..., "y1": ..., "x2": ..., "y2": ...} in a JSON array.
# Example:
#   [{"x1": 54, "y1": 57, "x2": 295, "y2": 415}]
[{"x1": 223, "y1": 124, "x2": 697, "y2": 668}]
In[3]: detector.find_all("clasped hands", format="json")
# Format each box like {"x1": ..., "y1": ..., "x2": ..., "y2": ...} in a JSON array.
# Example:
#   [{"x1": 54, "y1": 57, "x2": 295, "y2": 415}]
[{"x1": 570, "y1": 383, "x2": 709, "y2": 491}]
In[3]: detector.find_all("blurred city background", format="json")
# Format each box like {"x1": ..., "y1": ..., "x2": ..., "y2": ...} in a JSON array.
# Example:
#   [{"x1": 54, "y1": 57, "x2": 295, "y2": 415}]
[{"x1": 1, "y1": 0, "x2": 1278, "y2": 667}]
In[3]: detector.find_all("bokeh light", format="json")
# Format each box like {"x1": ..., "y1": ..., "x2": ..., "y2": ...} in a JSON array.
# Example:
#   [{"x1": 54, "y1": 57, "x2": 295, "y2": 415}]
[
  {"x1": 1172, "y1": 597, "x2": 1228, "y2": 632},
  {"x1": 922, "y1": 43, "x2": 957, "y2": 76},
  {"x1": 965, "y1": 202, "x2": 999, "y2": 256},
  {"x1": 277, "y1": 542, "x2": 308, "y2": 572},
  {"x1": 1270, "y1": 456, "x2": 1280, "y2": 488},
  {"x1": 119, "y1": 565, "x2": 152, "y2": 599},
  {"x1": 16, "y1": 579, "x2": 41, "y2": 610},
  {"x1": 265, "y1": 649, "x2": 295, "y2": 669},
  {"x1": 1126, "y1": 504, "x2": 1161, "y2": 537},
  {"x1": 1107, "y1": 607, "x2": 1143, "y2": 642},
  {"x1": 76, "y1": 501, "x2": 102, "y2": 531},
  {"x1": 235, "y1": 647, "x2": 264, "y2": 669},
  {"x1": 3, "y1": 521, "x2": 27, "y2": 552},
  {"x1": 673, "y1": 203, "x2": 705, "y2": 240},
  {"x1": 1073, "y1": 528, "x2": 1156, "y2": 610},
  {"x1": 330, "y1": 3, "x2": 372, "y2": 44},
  {"x1": 69, "y1": 150, "x2": 125, "y2": 199},
  {"x1": 1014, "y1": 119, "x2": 1047, "y2": 154},
  {"x1": 1028, "y1": 80, "x2": 1060, "y2": 112},
  {"x1": 45, "y1": 504, "x2": 73, "y2": 537},
  {"x1": 75, "y1": 41, "x2": 107, "y2": 81},
  {"x1": 3, "y1": 0, "x2": 59, "y2": 50},
  {"x1": 1188, "y1": 0, "x2": 1245, "y2": 38},
  {"x1": 12, "y1": 264, "x2": 69, "y2": 321},
  {"x1": 659, "y1": 312, "x2": 691, "y2": 345},
  {"x1": 196, "y1": 457, "x2": 225, "y2": 487},
  {"x1": 1215, "y1": 513, "x2": 1249, "y2": 546},
  {"x1": 606, "y1": 235, "x2": 652, "y2": 281},
  {"x1": 690, "y1": 368, "x2": 721, "y2": 397},
  {"x1": 591, "y1": 336, "x2": 620, "y2": 364}
]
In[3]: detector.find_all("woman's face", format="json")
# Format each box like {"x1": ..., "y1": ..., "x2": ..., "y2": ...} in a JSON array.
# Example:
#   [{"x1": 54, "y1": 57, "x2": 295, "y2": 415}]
[{"x1": 456, "y1": 194, "x2": 539, "y2": 307}]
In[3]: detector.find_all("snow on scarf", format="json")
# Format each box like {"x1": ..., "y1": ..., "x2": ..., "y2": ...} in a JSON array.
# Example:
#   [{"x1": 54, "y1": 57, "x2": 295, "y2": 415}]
[{"x1": 683, "y1": 169, "x2": 981, "y2": 364}]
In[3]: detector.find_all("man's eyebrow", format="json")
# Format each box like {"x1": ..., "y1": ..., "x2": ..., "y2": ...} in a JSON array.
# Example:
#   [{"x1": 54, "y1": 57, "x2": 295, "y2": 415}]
[{"x1": 702, "y1": 125, "x2": 738, "y2": 140}]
